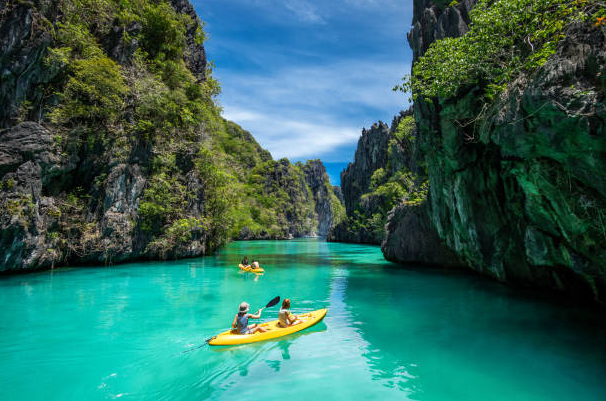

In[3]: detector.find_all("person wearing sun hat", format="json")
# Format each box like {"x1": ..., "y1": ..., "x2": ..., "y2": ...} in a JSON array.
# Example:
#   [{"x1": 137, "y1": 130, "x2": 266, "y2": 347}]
[{"x1": 232, "y1": 301, "x2": 267, "y2": 334}]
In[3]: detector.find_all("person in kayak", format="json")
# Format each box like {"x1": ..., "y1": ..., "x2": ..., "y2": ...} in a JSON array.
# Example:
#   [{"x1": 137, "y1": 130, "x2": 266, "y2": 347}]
[
  {"x1": 278, "y1": 299, "x2": 303, "y2": 327},
  {"x1": 232, "y1": 302, "x2": 267, "y2": 335},
  {"x1": 251, "y1": 260, "x2": 260, "y2": 269},
  {"x1": 241, "y1": 256, "x2": 249, "y2": 267}
]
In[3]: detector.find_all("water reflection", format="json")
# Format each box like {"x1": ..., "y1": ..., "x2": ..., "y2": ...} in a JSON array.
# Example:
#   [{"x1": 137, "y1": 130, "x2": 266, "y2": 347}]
[{"x1": 340, "y1": 261, "x2": 606, "y2": 401}]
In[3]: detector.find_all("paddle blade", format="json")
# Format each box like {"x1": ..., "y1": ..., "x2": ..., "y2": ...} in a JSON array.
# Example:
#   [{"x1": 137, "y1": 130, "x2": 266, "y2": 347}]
[{"x1": 265, "y1": 296, "x2": 280, "y2": 308}]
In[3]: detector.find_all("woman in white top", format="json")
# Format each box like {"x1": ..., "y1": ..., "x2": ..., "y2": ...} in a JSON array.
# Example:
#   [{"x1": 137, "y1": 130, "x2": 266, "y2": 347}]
[{"x1": 278, "y1": 298, "x2": 303, "y2": 327}]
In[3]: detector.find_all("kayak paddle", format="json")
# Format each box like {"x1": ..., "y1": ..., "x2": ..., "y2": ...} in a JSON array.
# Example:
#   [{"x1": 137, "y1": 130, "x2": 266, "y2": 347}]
[
  {"x1": 181, "y1": 295, "x2": 281, "y2": 354},
  {"x1": 261, "y1": 295, "x2": 281, "y2": 311}
]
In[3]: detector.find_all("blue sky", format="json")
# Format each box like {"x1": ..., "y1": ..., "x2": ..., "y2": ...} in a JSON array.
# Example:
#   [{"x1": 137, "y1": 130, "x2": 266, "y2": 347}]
[{"x1": 193, "y1": 0, "x2": 414, "y2": 184}]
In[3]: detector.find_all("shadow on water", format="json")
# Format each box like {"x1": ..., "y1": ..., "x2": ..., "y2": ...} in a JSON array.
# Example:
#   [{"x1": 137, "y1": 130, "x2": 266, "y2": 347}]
[{"x1": 338, "y1": 259, "x2": 606, "y2": 401}]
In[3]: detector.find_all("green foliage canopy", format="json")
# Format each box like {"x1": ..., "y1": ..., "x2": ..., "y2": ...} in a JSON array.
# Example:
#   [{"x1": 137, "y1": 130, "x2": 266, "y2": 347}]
[{"x1": 397, "y1": 0, "x2": 598, "y2": 101}]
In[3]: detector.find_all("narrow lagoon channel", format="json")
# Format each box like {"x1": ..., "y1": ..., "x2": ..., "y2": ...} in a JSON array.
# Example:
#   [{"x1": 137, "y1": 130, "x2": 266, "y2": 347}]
[{"x1": 0, "y1": 239, "x2": 604, "y2": 400}]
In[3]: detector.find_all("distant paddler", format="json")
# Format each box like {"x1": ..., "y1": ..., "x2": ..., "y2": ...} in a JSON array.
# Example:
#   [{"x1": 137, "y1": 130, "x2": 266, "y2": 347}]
[
  {"x1": 238, "y1": 259, "x2": 264, "y2": 273},
  {"x1": 240, "y1": 255, "x2": 250, "y2": 268}
]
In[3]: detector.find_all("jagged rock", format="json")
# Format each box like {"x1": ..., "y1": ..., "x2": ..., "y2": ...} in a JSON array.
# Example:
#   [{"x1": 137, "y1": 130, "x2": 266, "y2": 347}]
[
  {"x1": 0, "y1": 3, "x2": 57, "y2": 127},
  {"x1": 0, "y1": 122, "x2": 69, "y2": 270},
  {"x1": 332, "y1": 185, "x2": 344, "y2": 203},
  {"x1": 408, "y1": 0, "x2": 475, "y2": 63},
  {"x1": 169, "y1": 0, "x2": 207, "y2": 81},
  {"x1": 302, "y1": 160, "x2": 340, "y2": 236},
  {"x1": 389, "y1": 0, "x2": 606, "y2": 305},
  {"x1": 329, "y1": 111, "x2": 418, "y2": 245},
  {"x1": 340, "y1": 121, "x2": 391, "y2": 215},
  {"x1": 382, "y1": 201, "x2": 464, "y2": 268}
]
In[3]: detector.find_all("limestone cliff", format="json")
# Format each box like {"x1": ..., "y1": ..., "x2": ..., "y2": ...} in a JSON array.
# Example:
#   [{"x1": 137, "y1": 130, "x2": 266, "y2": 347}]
[
  {"x1": 383, "y1": 0, "x2": 606, "y2": 304},
  {"x1": 328, "y1": 111, "x2": 430, "y2": 245},
  {"x1": 340, "y1": 121, "x2": 391, "y2": 216},
  {"x1": 302, "y1": 160, "x2": 345, "y2": 237},
  {"x1": 0, "y1": 0, "x2": 340, "y2": 271}
]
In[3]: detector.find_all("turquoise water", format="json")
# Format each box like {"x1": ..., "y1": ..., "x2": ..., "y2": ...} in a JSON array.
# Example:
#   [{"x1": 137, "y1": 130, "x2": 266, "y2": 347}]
[{"x1": 1, "y1": 239, "x2": 605, "y2": 401}]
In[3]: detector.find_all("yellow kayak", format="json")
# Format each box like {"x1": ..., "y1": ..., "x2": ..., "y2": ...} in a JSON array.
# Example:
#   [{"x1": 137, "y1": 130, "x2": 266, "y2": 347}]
[
  {"x1": 208, "y1": 308, "x2": 327, "y2": 346},
  {"x1": 238, "y1": 263, "x2": 264, "y2": 273}
]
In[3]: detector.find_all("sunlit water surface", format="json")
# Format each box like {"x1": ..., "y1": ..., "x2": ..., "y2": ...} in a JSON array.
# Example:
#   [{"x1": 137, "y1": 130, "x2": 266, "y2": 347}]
[{"x1": 1, "y1": 239, "x2": 605, "y2": 400}]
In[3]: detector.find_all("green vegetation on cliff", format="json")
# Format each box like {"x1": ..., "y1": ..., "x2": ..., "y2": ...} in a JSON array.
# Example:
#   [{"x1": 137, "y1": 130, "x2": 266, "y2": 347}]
[
  {"x1": 0, "y1": 0, "x2": 341, "y2": 269},
  {"x1": 383, "y1": 0, "x2": 606, "y2": 304},
  {"x1": 398, "y1": 0, "x2": 603, "y2": 101},
  {"x1": 330, "y1": 116, "x2": 427, "y2": 244}
]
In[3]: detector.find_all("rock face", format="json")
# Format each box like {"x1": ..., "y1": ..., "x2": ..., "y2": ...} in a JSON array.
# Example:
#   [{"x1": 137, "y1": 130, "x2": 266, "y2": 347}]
[
  {"x1": 329, "y1": 111, "x2": 439, "y2": 246},
  {"x1": 408, "y1": 0, "x2": 475, "y2": 63},
  {"x1": 384, "y1": 0, "x2": 606, "y2": 305},
  {"x1": 340, "y1": 121, "x2": 391, "y2": 215},
  {"x1": 332, "y1": 185, "x2": 344, "y2": 203},
  {"x1": 0, "y1": 122, "x2": 68, "y2": 270},
  {"x1": 329, "y1": 108, "x2": 460, "y2": 265},
  {"x1": 383, "y1": 203, "x2": 464, "y2": 268},
  {"x1": 0, "y1": 0, "x2": 341, "y2": 272},
  {"x1": 168, "y1": 0, "x2": 207, "y2": 81},
  {"x1": 0, "y1": 3, "x2": 56, "y2": 128},
  {"x1": 236, "y1": 159, "x2": 343, "y2": 240},
  {"x1": 302, "y1": 160, "x2": 344, "y2": 237},
  {"x1": 328, "y1": 121, "x2": 391, "y2": 244}
]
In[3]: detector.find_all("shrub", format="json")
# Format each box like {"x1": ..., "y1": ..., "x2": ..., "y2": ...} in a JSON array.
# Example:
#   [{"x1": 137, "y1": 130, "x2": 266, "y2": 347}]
[
  {"x1": 140, "y1": 2, "x2": 189, "y2": 60},
  {"x1": 49, "y1": 56, "x2": 128, "y2": 125},
  {"x1": 138, "y1": 172, "x2": 188, "y2": 233},
  {"x1": 397, "y1": 0, "x2": 597, "y2": 101}
]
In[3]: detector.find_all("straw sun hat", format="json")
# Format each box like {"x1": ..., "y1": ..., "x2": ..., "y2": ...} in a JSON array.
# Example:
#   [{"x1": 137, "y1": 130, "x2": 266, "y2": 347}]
[{"x1": 239, "y1": 302, "x2": 250, "y2": 313}]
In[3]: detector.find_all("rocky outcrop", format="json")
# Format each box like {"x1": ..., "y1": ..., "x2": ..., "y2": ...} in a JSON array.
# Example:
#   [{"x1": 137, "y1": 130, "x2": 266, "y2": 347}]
[
  {"x1": 340, "y1": 121, "x2": 391, "y2": 215},
  {"x1": 0, "y1": 3, "x2": 57, "y2": 128},
  {"x1": 302, "y1": 160, "x2": 344, "y2": 237},
  {"x1": 332, "y1": 185, "x2": 344, "y2": 203},
  {"x1": 327, "y1": 120, "x2": 392, "y2": 244},
  {"x1": 408, "y1": 0, "x2": 475, "y2": 63},
  {"x1": 384, "y1": 0, "x2": 606, "y2": 305},
  {"x1": 0, "y1": 0, "x2": 338, "y2": 273},
  {"x1": 329, "y1": 111, "x2": 428, "y2": 245},
  {"x1": 383, "y1": 203, "x2": 464, "y2": 268},
  {"x1": 235, "y1": 159, "x2": 343, "y2": 240},
  {"x1": 168, "y1": 0, "x2": 207, "y2": 81},
  {"x1": 0, "y1": 122, "x2": 69, "y2": 270}
]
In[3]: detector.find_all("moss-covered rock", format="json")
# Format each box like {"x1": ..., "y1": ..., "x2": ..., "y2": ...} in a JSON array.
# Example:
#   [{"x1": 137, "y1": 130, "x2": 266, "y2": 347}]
[
  {"x1": 385, "y1": 0, "x2": 606, "y2": 305},
  {"x1": 329, "y1": 111, "x2": 426, "y2": 244}
]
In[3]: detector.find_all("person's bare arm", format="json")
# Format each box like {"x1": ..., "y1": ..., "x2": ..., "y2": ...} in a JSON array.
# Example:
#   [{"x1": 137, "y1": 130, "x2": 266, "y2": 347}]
[
  {"x1": 287, "y1": 311, "x2": 297, "y2": 324},
  {"x1": 232, "y1": 314, "x2": 237, "y2": 328},
  {"x1": 248, "y1": 309, "x2": 262, "y2": 319}
]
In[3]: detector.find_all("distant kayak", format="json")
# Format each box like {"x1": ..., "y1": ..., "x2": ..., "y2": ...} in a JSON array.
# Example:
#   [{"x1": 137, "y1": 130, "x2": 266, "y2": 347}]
[
  {"x1": 208, "y1": 309, "x2": 327, "y2": 346},
  {"x1": 238, "y1": 263, "x2": 264, "y2": 273}
]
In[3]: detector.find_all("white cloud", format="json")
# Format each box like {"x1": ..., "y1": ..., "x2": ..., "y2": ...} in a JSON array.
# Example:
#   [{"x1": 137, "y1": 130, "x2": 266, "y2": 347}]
[
  {"x1": 284, "y1": 0, "x2": 325, "y2": 24},
  {"x1": 198, "y1": 0, "x2": 414, "y2": 162},
  {"x1": 217, "y1": 58, "x2": 410, "y2": 161},
  {"x1": 223, "y1": 107, "x2": 360, "y2": 159}
]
